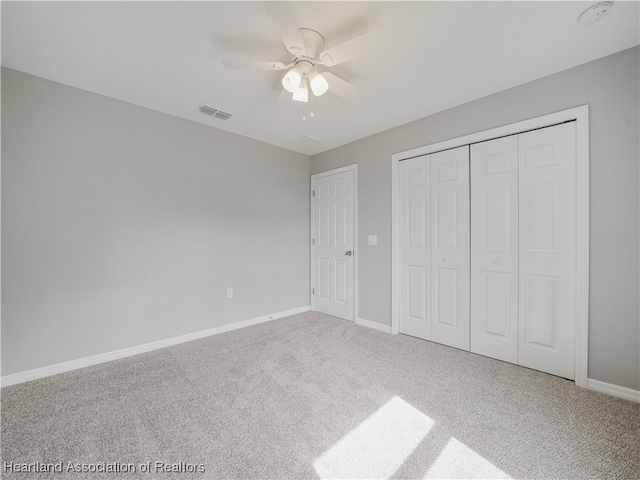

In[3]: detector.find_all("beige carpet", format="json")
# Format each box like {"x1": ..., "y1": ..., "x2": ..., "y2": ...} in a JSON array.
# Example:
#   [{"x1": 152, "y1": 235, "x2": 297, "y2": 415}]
[{"x1": 2, "y1": 311, "x2": 639, "y2": 479}]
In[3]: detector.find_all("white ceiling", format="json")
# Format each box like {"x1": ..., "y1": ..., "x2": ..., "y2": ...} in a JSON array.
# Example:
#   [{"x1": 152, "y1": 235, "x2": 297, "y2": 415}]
[{"x1": 2, "y1": 1, "x2": 639, "y2": 155}]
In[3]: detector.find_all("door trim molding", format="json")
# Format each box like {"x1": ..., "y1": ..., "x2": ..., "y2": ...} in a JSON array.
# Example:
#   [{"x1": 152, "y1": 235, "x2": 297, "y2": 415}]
[
  {"x1": 391, "y1": 105, "x2": 589, "y2": 388},
  {"x1": 310, "y1": 164, "x2": 358, "y2": 323}
]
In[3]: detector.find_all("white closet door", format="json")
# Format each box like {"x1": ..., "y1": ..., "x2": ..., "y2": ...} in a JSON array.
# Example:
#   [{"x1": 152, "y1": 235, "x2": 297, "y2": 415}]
[
  {"x1": 470, "y1": 136, "x2": 519, "y2": 363},
  {"x1": 431, "y1": 146, "x2": 470, "y2": 350},
  {"x1": 518, "y1": 122, "x2": 576, "y2": 379},
  {"x1": 398, "y1": 156, "x2": 431, "y2": 339}
]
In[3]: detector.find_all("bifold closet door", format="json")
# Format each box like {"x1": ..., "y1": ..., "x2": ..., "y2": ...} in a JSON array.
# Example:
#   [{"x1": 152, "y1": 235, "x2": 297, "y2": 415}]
[
  {"x1": 430, "y1": 146, "x2": 470, "y2": 350},
  {"x1": 518, "y1": 122, "x2": 576, "y2": 379},
  {"x1": 470, "y1": 136, "x2": 519, "y2": 363},
  {"x1": 398, "y1": 146, "x2": 470, "y2": 348},
  {"x1": 398, "y1": 121, "x2": 577, "y2": 379},
  {"x1": 398, "y1": 156, "x2": 431, "y2": 340}
]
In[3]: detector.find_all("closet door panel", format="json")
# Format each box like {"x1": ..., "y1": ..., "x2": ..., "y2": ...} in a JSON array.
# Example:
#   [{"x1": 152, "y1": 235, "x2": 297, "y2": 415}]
[
  {"x1": 518, "y1": 122, "x2": 576, "y2": 379},
  {"x1": 470, "y1": 136, "x2": 519, "y2": 363},
  {"x1": 431, "y1": 146, "x2": 470, "y2": 350},
  {"x1": 398, "y1": 156, "x2": 431, "y2": 340}
]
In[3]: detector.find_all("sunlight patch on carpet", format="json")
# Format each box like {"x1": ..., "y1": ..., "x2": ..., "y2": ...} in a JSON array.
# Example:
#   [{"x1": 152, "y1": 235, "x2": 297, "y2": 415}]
[
  {"x1": 313, "y1": 396, "x2": 434, "y2": 479},
  {"x1": 423, "y1": 437, "x2": 511, "y2": 479}
]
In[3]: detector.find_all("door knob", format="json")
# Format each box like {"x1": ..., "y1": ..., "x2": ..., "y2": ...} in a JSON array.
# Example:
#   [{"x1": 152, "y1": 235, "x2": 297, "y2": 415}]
[
  {"x1": 345, "y1": 251, "x2": 353, "y2": 256},
  {"x1": 443, "y1": 256, "x2": 449, "y2": 262},
  {"x1": 492, "y1": 259, "x2": 499, "y2": 265}
]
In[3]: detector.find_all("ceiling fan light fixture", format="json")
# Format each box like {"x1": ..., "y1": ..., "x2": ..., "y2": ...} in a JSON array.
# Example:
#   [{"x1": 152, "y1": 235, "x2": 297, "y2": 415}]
[
  {"x1": 308, "y1": 70, "x2": 329, "y2": 97},
  {"x1": 292, "y1": 78, "x2": 309, "y2": 102},
  {"x1": 282, "y1": 67, "x2": 302, "y2": 93}
]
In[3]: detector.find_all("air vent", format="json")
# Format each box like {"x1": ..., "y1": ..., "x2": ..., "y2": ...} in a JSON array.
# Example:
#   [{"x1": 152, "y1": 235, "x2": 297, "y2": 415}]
[
  {"x1": 196, "y1": 104, "x2": 232, "y2": 121},
  {"x1": 197, "y1": 104, "x2": 217, "y2": 116},
  {"x1": 213, "y1": 110, "x2": 232, "y2": 121},
  {"x1": 289, "y1": 134, "x2": 323, "y2": 149}
]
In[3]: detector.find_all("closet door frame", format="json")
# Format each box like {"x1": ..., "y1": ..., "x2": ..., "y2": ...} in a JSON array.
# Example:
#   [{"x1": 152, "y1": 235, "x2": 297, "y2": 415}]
[{"x1": 391, "y1": 105, "x2": 589, "y2": 388}]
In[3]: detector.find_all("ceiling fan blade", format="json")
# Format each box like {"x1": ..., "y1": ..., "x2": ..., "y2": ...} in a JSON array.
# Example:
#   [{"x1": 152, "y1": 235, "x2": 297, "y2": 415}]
[
  {"x1": 221, "y1": 60, "x2": 289, "y2": 70},
  {"x1": 318, "y1": 30, "x2": 376, "y2": 67},
  {"x1": 323, "y1": 72, "x2": 359, "y2": 101},
  {"x1": 263, "y1": 1, "x2": 306, "y2": 56}
]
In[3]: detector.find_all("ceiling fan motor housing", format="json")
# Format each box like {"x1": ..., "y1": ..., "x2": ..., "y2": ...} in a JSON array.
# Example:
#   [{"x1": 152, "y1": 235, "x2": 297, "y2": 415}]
[
  {"x1": 299, "y1": 28, "x2": 325, "y2": 61},
  {"x1": 295, "y1": 59, "x2": 314, "y2": 74}
]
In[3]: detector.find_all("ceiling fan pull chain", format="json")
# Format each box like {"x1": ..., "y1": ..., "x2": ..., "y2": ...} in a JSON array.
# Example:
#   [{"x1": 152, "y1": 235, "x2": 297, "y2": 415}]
[{"x1": 309, "y1": 89, "x2": 315, "y2": 119}]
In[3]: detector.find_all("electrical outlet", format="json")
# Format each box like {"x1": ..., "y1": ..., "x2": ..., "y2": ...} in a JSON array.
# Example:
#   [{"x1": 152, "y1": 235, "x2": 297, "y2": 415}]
[
  {"x1": 226, "y1": 287, "x2": 234, "y2": 299},
  {"x1": 368, "y1": 235, "x2": 378, "y2": 246}
]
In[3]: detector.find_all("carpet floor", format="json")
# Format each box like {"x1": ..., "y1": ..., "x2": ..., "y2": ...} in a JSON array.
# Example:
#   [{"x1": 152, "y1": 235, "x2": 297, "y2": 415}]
[{"x1": 2, "y1": 311, "x2": 639, "y2": 479}]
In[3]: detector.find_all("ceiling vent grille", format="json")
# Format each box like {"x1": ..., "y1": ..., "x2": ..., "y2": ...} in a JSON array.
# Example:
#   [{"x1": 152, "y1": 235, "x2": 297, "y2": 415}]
[
  {"x1": 196, "y1": 104, "x2": 232, "y2": 121},
  {"x1": 289, "y1": 134, "x2": 323, "y2": 149},
  {"x1": 213, "y1": 110, "x2": 232, "y2": 121}
]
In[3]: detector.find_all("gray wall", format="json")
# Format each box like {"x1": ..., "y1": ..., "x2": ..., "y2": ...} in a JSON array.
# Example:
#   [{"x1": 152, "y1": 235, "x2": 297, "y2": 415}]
[
  {"x1": 311, "y1": 47, "x2": 640, "y2": 391},
  {"x1": 2, "y1": 68, "x2": 311, "y2": 376}
]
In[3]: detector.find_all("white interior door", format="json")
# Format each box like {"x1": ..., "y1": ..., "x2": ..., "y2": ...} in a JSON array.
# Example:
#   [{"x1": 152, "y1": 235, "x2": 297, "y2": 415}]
[
  {"x1": 430, "y1": 146, "x2": 470, "y2": 350},
  {"x1": 470, "y1": 136, "x2": 519, "y2": 363},
  {"x1": 518, "y1": 122, "x2": 576, "y2": 379},
  {"x1": 398, "y1": 156, "x2": 431, "y2": 339},
  {"x1": 312, "y1": 170, "x2": 354, "y2": 321}
]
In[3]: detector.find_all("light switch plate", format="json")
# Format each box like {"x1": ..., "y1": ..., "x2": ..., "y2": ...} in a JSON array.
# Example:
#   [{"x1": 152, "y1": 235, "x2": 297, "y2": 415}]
[{"x1": 368, "y1": 235, "x2": 377, "y2": 246}]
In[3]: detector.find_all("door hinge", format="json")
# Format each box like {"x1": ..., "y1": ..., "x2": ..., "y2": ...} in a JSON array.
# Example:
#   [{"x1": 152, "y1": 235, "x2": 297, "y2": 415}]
[
  {"x1": 312, "y1": 288, "x2": 315, "y2": 294},
  {"x1": 312, "y1": 238, "x2": 315, "y2": 245},
  {"x1": 312, "y1": 190, "x2": 315, "y2": 197}
]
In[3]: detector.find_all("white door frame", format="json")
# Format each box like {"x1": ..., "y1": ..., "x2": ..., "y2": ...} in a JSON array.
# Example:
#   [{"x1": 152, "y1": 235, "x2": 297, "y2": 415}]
[
  {"x1": 391, "y1": 105, "x2": 590, "y2": 388},
  {"x1": 311, "y1": 164, "x2": 358, "y2": 323}
]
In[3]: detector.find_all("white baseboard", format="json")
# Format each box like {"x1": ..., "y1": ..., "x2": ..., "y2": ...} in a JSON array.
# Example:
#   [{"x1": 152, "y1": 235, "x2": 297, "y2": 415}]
[
  {"x1": 356, "y1": 317, "x2": 392, "y2": 334},
  {"x1": 1, "y1": 305, "x2": 311, "y2": 388},
  {"x1": 587, "y1": 378, "x2": 640, "y2": 403}
]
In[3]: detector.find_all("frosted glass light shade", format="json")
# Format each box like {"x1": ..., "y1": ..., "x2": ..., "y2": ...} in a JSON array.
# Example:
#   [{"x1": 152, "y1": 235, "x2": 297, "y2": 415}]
[
  {"x1": 292, "y1": 78, "x2": 309, "y2": 102},
  {"x1": 308, "y1": 70, "x2": 329, "y2": 96},
  {"x1": 282, "y1": 68, "x2": 302, "y2": 93}
]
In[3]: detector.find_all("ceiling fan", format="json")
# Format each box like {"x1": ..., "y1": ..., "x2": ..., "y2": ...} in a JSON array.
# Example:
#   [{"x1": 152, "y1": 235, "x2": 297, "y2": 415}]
[{"x1": 221, "y1": 2, "x2": 375, "y2": 102}]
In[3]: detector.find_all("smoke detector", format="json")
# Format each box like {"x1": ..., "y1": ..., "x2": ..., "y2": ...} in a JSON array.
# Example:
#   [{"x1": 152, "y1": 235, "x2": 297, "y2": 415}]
[{"x1": 578, "y1": 2, "x2": 613, "y2": 25}]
